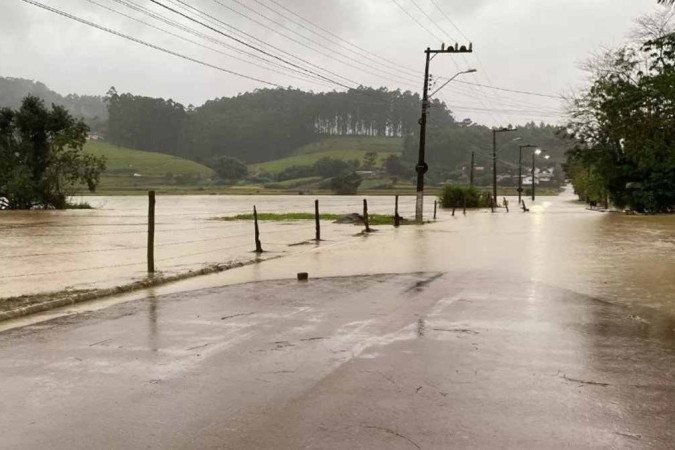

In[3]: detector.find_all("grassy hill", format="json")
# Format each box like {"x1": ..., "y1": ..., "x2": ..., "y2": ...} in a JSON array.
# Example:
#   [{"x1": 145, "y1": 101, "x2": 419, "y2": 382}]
[
  {"x1": 250, "y1": 136, "x2": 404, "y2": 174},
  {"x1": 82, "y1": 141, "x2": 214, "y2": 193}
]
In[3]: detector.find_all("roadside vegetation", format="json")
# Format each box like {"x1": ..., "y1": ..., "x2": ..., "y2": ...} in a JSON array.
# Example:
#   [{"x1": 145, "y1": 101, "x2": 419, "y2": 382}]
[
  {"x1": 565, "y1": 10, "x2": 674, "y2": 213},
  {"x1": 439, "y1": 185, "x2": 493, "y2": 208}
]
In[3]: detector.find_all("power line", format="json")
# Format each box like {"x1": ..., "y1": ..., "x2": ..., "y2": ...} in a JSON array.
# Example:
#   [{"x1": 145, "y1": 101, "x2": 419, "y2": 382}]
[
  {"x1": 215, "y1": 0, "x2": 419, "y2": 88},
  {"x1": 454, "y1": 80, "x2": 564, "y2": 100},
  {"x1": 390, "y1": 0, "x2": 444, "y2": 43},
  {"x1": 94, "y1": 0, "x2": 335, "y2": 88},
  {"x1": 409, "y1": 0, "x2": 455, "y2": 42},
  {"x1": 148, "y1": 0, "x2": 354, "y2": 89},
  {"x1": 258, "y1": 0, "x2": 421, "y2": 78},
  {"x1": 20, "y1": 0, "x2": 282, "y2": 87}
]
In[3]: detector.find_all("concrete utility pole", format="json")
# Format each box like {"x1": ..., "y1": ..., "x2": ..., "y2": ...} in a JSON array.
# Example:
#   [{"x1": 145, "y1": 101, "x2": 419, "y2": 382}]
[
  {"x1": 518, "y1": 144, "x2": 537, "y2": 205},
  {"x1": 492, "y1": 127, "x2": 517, "y2": 204},
  {"x1": 415, "y1": 43, "x2": 473, "y2": 224}
]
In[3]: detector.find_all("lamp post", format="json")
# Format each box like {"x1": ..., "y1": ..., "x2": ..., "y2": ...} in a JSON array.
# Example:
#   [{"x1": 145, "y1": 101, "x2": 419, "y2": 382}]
[
  {"x1": 518, "y1": 144, "x2": 538, "y2": 205},
  {"x1": 414, "y1": 51, "x2": 475, "y2": 223},
  {"x1": 492, "y1": 127, "x2": 517, "y2": 204},
  {"x1": 531, "y1": 150, "x2": 550, "y2": 201}
]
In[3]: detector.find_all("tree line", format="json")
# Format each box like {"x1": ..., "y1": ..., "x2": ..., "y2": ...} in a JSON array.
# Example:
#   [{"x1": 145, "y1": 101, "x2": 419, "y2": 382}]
[
  {"x1": 565, "y1": 10, "x2": 674, "y2": 213},
  {"x1": 104, "y1": 86, "x2": 453, "y2": 164}
]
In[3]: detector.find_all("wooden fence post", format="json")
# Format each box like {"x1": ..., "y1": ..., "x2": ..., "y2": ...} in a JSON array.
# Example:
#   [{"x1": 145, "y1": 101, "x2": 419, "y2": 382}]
[
  {"x1": 434, "y1": 200, "x2": 437, "y2": 219},
  {"x1": 463, "y1": 197, "x2": 467, "y2": 215},
  {"x1": 147, "y1": 190, "x2": 155, "y2": 274},
  {"x1": 394, "y1": 195, "x2": 400, "y2": 228},
  {"x1": 363, "y1": 199, "x2": 371, "y2": 232},
  {"x1": 253, "y1": 205, "x2": 263, "y2": 253},
  {"x1": 314, "y1": 199, "x2": 321, "y2": 241}
]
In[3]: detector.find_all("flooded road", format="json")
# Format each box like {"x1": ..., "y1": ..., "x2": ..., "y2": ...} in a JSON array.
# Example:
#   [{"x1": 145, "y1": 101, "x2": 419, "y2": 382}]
[
  {"x1": 3, "y1": 187, "x2": 672, "y2": 318},
  {"x1": 1, "y1": 187, "x2": 673, "y2": 448},
  {"x1": 0, "y1": 195, "x2": 422, "y2": 299}
]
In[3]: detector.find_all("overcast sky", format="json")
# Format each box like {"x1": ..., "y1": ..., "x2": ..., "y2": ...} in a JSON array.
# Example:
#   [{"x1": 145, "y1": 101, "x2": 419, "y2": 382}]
[{"x1": 0, "y1": 0, "x2": 664, "y2": 126}]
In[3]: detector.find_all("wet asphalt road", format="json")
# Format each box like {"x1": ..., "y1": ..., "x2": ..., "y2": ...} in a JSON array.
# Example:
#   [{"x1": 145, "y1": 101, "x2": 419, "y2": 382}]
[{"x1": 0, "y1": 270, "x2": 673, "y2": 449}]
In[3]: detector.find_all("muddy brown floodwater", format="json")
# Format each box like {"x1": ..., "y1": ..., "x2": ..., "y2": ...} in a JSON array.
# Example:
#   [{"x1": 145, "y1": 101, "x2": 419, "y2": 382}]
[{"x1": 1, "y1": 187, "x2": 674, "y2": 318}]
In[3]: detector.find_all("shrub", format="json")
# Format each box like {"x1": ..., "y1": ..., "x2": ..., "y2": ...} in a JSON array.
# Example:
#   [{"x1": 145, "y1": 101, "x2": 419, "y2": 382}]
[
  {"x1": 439, "y1": 184, "x2": 491, "y2": 208},
  {"x1": 277, "y1": 165, "x2": 315, "y2": 181},
  {"x1": 330, "y1": 171, "x2": 362, "y2": 195}
]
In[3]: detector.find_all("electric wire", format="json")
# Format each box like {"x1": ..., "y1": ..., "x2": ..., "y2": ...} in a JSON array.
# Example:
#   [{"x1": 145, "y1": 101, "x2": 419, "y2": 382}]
[{"x1": 19, "y1": 0, "x2": 282, "y2": 87}]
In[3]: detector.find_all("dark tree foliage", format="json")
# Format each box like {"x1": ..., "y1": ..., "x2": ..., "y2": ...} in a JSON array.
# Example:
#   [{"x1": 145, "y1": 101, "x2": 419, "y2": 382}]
[
  {"x1": 330, "y1": 171, "x2": 362, "y2": 195},
  {"x1": 211, "y1": 155, "x2": 248, "y2": 181},
  {"x1": 277, "y1": 165, "x2": 315, "y2": 181},
  {"x1": 106, "y1": 87, "x2": 186, "y2": 157},
  {"x1": 565, "y1": 30, "x2": 675, "y2": 212},
  {"x1": 384, "y1": 154, "x2": 408, "y2": 177},
  {"x1": 402, "y1": 120, "x2": 569, "y2": 178},
  {"x1": 314, "y1": 157, "x2": 353, "y2": 178},
  {"x1": 0, "y1": 96, "x2": 106, "y2": 209},
  {"x1": 104, "y1": 87, "x2": 453, "y2": 164}
]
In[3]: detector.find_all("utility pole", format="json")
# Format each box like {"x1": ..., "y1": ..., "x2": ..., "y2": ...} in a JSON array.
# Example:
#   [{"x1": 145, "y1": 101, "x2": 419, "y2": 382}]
[
  {"x1": 492, "y1": 127, "x2": 517, "y2": 205},
  {"x1": 469, "y1": 151, "x2": 475, "y2": 186},
  {"x1": 415, "y1": 43, "x2": 473, "y2": 224},
  {"x1": 532, "y1": 153, "x2": 536, "y2": 201},
  {"x1": 518, "y1": 144, "x2": 537, "y2": 205}
]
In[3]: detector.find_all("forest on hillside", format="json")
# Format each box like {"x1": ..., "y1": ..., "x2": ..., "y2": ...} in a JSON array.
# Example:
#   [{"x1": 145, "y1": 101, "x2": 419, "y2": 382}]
[
  {"x1": 1, "y1": 76, "x2": 570, "y2": 177},
  {"x1": 104, "y1": 86, "x2": 568, "y2": 173},
  {"x1": 0, "y1": 77, "x2": 107, "y2": 129}
]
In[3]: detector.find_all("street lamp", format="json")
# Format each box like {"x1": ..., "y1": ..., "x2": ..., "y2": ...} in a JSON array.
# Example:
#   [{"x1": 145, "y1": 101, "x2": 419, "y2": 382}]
[
  {"x1": 518, "y1": 144, "x2": 538, "y2": 205},
  {"x1": 531, "y1": 150, "x2": 549, "y2": 201},
  {"x1": 429, "y1": 68, "x2": 477, "y2": 97},
  {"x1": 492, "y1": 127, "x2": 518, "y2": 204},
  {"x1": 415, "y1": 62, "x2": 476, "y2": 223}
]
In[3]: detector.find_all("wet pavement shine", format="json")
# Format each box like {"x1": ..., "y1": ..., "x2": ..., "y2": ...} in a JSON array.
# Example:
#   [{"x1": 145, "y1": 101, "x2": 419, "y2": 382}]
[
  {"x1": 0, "y1": 272, "x2": 673, "y2": 448},
  {"x1": 1, "y1": 189, "x2": 674, "y2": 448}
]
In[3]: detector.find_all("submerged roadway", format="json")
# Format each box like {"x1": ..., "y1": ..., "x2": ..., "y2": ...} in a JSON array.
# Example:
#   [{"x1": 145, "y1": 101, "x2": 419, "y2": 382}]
[{"x1": 1, "y1": 193, "x2": 673, "y2": 449}]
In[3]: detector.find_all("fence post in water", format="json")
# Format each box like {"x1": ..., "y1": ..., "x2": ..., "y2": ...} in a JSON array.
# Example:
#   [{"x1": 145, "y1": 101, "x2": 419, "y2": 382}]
[
  {"x1": 452, "y1": 204, "x2": 455, "y2": 216},
  {"x1": 463, "y1": 197, "x2": 467, "y2": 215},
  {"x1": 253, "y1": 205, "x2": 263, "y2": 253},
  {"x1": 434, "y1": 200, "x2": 438, "y2": 219},
  {"x1": 394, "y1": 195, "x2": 400, "y2": 228},
  {"x1": 147, "y1": 190, "x2": 155, "y2": 274},
  {"x1": 363, "y1": 199, "x2": 371, "y2": 232},
  {"x1": 522, "y1": 200, "x2": 529, "y2": 212},
  {"x1": 490, "y1": 196, "x2": 495, "y2": 213},
  {"x1": 314, "y1": 199, "x2": 321, "y2": 241}
]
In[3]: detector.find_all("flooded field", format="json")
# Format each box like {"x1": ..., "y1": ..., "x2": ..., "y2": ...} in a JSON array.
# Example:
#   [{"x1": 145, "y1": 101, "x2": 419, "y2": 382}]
[{"x1": 1, "y1": 189, "x2": 674, "y2": 318}]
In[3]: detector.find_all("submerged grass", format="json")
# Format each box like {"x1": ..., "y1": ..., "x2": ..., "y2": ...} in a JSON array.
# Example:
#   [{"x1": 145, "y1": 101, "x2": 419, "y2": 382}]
[{"x1": 217, "y1": 212, "x2": 411, "y2": 225}]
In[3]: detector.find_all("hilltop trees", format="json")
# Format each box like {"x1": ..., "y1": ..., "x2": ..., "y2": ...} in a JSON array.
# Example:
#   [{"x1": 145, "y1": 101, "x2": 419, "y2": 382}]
[
  {"x1": 104, "y1": 87, "x2": 452, "y2": 164},
  {"x1": 566, "y1": 12, "x2": 674, "y2": 212},
  {"x1": 0, "y1": 96, "x2": 106, "y2": 209}
]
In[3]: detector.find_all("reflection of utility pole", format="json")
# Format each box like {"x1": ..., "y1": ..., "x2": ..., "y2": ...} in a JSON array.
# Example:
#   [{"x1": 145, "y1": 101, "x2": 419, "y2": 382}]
[
  {"x1": 492, "y1": 128, "x2": 516, "y2": 204},
  {"x1": 415, "y1": 43, "x2": 474, "y2": 224},
  {"x1": 469, "y1": 151, "x2": 475, "y2": 186}
]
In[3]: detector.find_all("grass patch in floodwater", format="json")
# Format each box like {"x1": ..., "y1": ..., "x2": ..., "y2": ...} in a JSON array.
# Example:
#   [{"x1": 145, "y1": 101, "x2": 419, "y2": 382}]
[
  {"x1": 217, "y1": 212, "x2": 412, "y2": 225},
  {"x1": 65, "y1": 201, "x2": 93, "y2": 209}
]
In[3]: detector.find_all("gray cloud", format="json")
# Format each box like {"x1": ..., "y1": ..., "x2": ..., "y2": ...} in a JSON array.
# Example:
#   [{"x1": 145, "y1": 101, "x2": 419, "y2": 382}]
[{"x1": 0, "y1": 0, "x2": 664, "y2": 126}]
